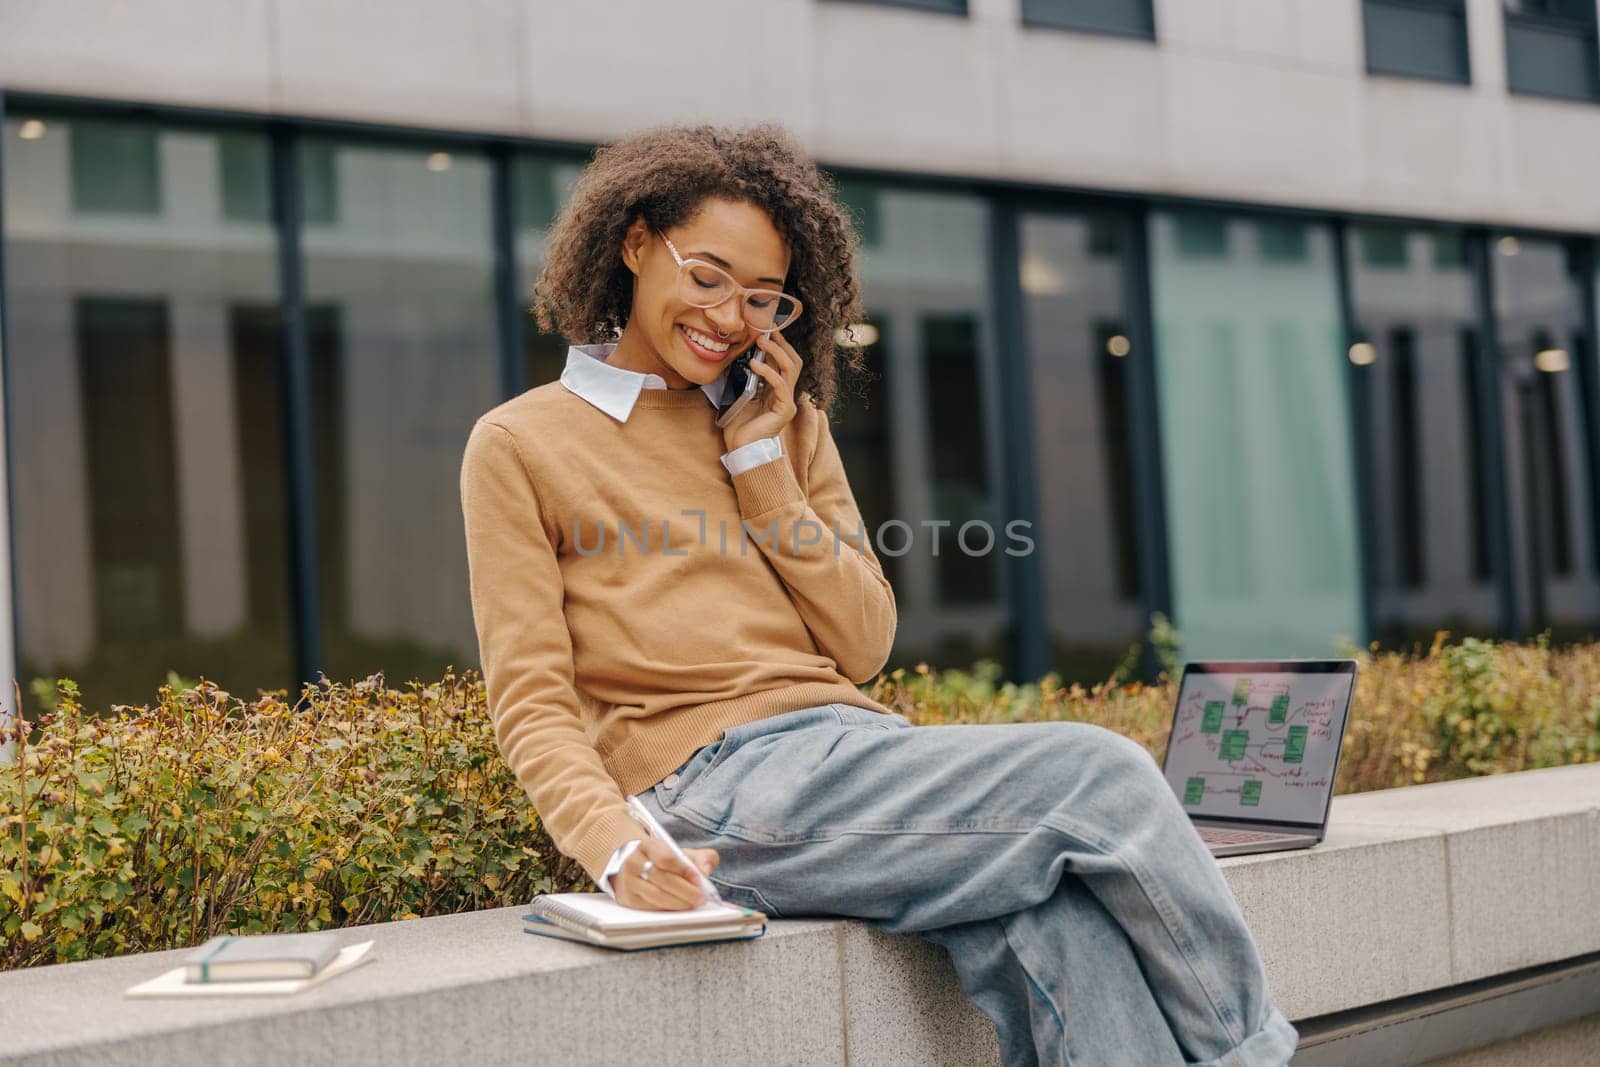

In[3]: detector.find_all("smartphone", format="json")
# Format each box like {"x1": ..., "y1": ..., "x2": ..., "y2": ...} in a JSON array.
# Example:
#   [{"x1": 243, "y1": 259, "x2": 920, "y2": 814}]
[{"x1": 714, "y1": 335, "x2": 770, "y2": 428}]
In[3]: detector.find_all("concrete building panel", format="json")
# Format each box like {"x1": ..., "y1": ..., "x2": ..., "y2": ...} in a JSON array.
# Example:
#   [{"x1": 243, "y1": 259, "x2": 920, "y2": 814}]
[
  {"x1": 270, "y1": 0, "x2": 526, "y2": 132},
  {"x1": 0, "y1": 1, "x2": 1597, "y2": 229},
  {"x1": 0, "y1": 0, "x2": 275, "y2": 113}
]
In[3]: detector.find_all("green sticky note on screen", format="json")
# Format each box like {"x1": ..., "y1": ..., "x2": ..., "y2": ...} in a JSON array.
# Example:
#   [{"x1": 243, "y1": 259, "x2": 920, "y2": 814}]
[
  {"x1": 1284, "y1": 725, "x2": 1308, "y2": 764},
  {"x1": 1221, "y1": 729, "x2": 1248, "y2": 761}
]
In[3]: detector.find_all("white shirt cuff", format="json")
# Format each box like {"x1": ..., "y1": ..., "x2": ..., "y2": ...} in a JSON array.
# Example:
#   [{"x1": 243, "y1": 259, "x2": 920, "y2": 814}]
[
  {"x1": 596, "y1": 839, "x2": 643, "y2": 900},
  {"x1": 721, "y1": 436, "x2": 784, "y2": 475}
]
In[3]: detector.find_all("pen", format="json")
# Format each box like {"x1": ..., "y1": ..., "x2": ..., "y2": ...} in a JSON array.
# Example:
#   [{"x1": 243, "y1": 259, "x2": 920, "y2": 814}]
[{"x1": 625, "y1": 794, "x2": 725, "y2": 906}]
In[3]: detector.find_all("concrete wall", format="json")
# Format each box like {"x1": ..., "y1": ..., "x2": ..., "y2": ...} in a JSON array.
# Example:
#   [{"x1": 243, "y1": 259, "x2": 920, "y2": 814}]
[{"x1": 3, "y1": 0, "x2": 1599, "y2": 232}]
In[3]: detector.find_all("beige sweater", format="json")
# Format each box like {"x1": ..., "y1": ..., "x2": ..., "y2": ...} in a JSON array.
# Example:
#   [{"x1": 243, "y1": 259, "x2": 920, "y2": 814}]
[{"x1": 459, "y1": 383, "x2": 898, "y2": 880}]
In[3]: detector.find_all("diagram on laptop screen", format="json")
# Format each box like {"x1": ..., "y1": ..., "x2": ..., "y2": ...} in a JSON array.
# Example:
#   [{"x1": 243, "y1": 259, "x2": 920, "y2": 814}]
[{"x1": 1164, "y1": 671, "x2": 1351, "y2": 824}]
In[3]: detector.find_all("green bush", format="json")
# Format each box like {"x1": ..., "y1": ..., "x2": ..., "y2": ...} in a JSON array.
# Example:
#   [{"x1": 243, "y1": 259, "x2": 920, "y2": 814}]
[
  {"x1": 880, "y1": 632, "x2": 1600, "y2": 792},
  {"x1": 1, "y1": 670, "x2": 578, "y2": 970},
  {"x1": 4, "y1": 633, "x2": 1598, "y2": 970}
]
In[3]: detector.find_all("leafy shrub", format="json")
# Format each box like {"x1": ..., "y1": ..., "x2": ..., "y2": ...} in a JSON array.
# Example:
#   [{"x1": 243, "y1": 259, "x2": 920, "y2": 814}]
[
  {"x1": 1, "y1": 670, "x2": 578, "y2": 970},
  {"x1": 873, "y1": 632, "x2": 1600, "y2": 791},
  {"x1": 4, "y1": 633, "x2": 1597, "y2": 970},
  {"x1": 1420, "y1": 634, "x2": 1600, "y2": 776}
]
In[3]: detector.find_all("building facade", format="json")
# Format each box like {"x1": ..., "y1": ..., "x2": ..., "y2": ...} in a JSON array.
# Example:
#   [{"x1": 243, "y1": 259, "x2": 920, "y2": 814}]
[{"x1": 2, "y1": 0, "x2": 1599, "y2": 708}]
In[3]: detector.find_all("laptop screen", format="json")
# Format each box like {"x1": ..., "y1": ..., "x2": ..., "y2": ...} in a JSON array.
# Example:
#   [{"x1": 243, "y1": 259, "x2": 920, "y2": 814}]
[{"x1": 1161, "y1": 660, "x2": 1357, "y2": 828}]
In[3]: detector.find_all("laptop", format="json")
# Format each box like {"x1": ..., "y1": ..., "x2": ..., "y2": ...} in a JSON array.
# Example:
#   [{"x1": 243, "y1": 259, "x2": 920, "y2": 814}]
[{"x1": 1159, "y1": 659, "x2": 1358, "y2": 858}]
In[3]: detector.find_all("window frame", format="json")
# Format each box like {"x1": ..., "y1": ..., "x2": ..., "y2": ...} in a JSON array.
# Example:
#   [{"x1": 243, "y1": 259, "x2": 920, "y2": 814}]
[
  {"x1": 1361, "y1": 0, "x2": 1473, "y2": 86},
  {"x1": 818, "y1": 0, "x2": 968, "y2": 16},
  {"x1": 1019, "y1": 0, "x2": 1157, "y2": 41},
  {"x1": 1502, "y1": 0, "x2": 1600, "y2": 103}
]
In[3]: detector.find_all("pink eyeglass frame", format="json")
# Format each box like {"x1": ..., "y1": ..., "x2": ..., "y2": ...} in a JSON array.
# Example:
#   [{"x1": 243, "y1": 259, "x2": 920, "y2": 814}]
[{"x1": 659, "y1": 233, "x2": 804, "y2": 332}]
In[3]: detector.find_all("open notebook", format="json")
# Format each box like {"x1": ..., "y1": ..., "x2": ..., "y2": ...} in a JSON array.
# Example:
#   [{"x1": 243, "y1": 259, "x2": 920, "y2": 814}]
[{"x1": 524, "y1": 893, "x2": 767, "y2": 951}]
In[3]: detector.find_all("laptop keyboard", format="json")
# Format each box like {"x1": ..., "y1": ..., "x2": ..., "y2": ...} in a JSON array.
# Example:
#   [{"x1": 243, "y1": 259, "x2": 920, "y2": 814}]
[{"x1": 1196, "y1": 827, "x2": 1303, "y2": 845}]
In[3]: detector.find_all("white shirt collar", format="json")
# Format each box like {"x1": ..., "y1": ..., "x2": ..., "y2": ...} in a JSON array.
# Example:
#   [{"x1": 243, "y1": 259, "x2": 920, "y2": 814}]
[{"x1": 559, "y1": 342, "x2": 727, "y2": 423}]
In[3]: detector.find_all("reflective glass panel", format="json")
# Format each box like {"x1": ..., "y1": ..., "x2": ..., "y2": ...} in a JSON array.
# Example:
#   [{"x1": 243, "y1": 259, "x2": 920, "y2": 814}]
[
  {"x1": 513, "y1": 153, "x2": 588, "y2": 388},
  {"x1": 1019, "y1": 211, "x2": 1145, "y2": 682},
  {"x1": 856, "y1": 188, "x2": 1004, "y2": 671},
  {"x1": 1363, "y1": 0, "x2": 1471, "y2": 84},
  {"x1": 1022, "y1": 0, "x2": 1156, "y2": 39},
  {"x1": 1503, "y1": 0, "x2": 1600, "y2": 101},
  {"x1": 3, "y1": 114, "x2": 291, "y2": 706},
  {"x1": 1149, "y1": 212, "x2": 1365, "y2": 659},
  {"x1": 298, "y1": 138, "x2": 499, "y2": 684},
  {"x1": 1347, "y1": 224, "x2": 1496, "y2": 645},
  {"x1": 1492, "y1": 235, "x2": 1600, "y2": 639}
]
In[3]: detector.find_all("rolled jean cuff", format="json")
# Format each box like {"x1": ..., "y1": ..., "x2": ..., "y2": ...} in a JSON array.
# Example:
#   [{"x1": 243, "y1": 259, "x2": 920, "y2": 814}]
[{"x1": 1193, "y1": 1005, "x2": 1298, "y2": 1067}]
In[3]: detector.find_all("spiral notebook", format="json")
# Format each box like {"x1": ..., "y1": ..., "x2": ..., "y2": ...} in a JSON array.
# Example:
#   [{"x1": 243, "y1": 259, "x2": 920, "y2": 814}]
[{"x1": 523, "y1": 893, "x2": 767, "y2": 951}]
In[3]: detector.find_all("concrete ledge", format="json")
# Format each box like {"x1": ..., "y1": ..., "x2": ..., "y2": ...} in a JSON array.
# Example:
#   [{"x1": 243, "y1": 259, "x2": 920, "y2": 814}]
[
  {"x1": 1327, "y1": 763, "x2": 1600, "y2": 986},
  {"x1": 4, "y1": 763, "x2": 1598, "y2": 1066},
  {"x1": 4, "y1": 914, "x2": 849, "y2": 1065}
]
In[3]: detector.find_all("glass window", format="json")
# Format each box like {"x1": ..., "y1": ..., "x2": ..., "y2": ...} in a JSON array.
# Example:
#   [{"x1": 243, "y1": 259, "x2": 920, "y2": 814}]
[
  {"x1": 853, "y1": 187, "x2": 1003, "y2": 670},
  {"x1": 76, "y1": 299, "x2": 184, "y2": 639},
  {"x1": 4, "y1": 114, "x2": 291, "y2": 706},
  {"x1": 1149, "y1": 212, "x2": 1364, "y2": 659},
  {"x1": 1507, "y1": 0, "x2": 1596, "y2": 17},
  {"x1": 1459, "y1": 326, "x2": 1495, "y2": 582},
  {"x1": 1363, "y1": 0, "x2": 1471, "y2": 84},
  {"x1": 514, "y1": 155, "x2": 561, "y2": 235},
  {"x1": 1022, "y1": 0, "x2": 1156, "y2": 39},
  {"x1": 218, "y1": 132, "x2": 271, "y2": 222},
  {"x1": 298, "y1": 140, "x2": 340, "y2": 226},
  {"x1": 69, "y1": 119, "x2": 161, "y2": 215},
  {"x1": 1018, "y1": 211, "x2": 1146, "y2": 683},
  {"x1": 1433, "y1": 229, "x2": 1467, "y2": 270},
  {"x1": 834, "y1": 178, "x2": 883, "y2": 249},
  {"x1": 1347, "y1": 224, "x2": 1497, "y2": 645},
  {"x1": 834, "y1": 313, "x2": 900, "y2": 599},
  {"x1": 1386, "y1": 327, "x2": 1426, "y2": 588},
  {"x1": 1360, "y1": 225, "x2": 1411, "y2": 270},
  {"x1": 1492, "y1": 235, "x2": 1599, "y2": 639},
  {"x1": 826, "y1": 0, "x2": 967, "y2": 12},
  {"x1": 298, "y1": 138, "x2": 500, "y2": 684},
  {"x1": 1503, "y1": 0, "x2": 1600, "y2": 101},
  {"x1": 1465, "y1": 329, "x2": 1497, "y2": 588},
  {"x1": 1175, "y1": 213, "x2": 1229, "y2": 260},
  {"x1": 1258, "y1": 220, "x2": 1310, "y2": 264},
  {"x1": 512, "y1": 152, "x2": 589, "y2": 388},
  {"x1": 216, "y1": 134, "x2": 340, "y2": 227},
  {"x1": 922, "y1": 313, "x2": 996, "y2": 605}
]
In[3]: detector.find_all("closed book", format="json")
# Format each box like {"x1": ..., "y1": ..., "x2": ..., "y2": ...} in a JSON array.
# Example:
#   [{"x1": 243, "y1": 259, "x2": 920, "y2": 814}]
[
  {"x1": 182, "y1": 932, "x2": 342, "y2": 983},
  {"x1": 127, "y1": 942, "x2": 376, "y2": 999},
  {"x1": 523, "y1": 893, "x2": 767, "y2": 951}
]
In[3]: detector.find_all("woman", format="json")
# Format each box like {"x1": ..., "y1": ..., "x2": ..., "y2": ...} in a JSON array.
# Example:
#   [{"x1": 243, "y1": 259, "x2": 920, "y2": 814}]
[{"x1": 459, "y1": 123, "x2": 1297, "y2": 1066}]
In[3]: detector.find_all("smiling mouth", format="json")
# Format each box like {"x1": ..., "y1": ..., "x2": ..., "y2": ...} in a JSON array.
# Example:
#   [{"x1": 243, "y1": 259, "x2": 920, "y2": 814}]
[{"x1": 680, "y1": 324, "x2": 734, "y2": 359}]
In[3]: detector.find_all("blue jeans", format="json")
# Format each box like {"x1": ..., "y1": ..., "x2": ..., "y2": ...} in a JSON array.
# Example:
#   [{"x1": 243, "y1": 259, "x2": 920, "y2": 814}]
[{"x1": 637, "y1": 704, "x2": 1298, "y2": 1067}]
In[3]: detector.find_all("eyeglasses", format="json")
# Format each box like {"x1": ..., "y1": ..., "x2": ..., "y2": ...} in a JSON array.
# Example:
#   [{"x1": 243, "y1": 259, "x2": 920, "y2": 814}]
[{"x1": 659, "y1": 234, "x2": 803, "y2": 333}]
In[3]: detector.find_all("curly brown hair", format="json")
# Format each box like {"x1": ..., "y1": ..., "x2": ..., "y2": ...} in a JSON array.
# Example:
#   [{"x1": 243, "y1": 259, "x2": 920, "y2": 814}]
[{"x1": 532, "y1": 123, "x2": 868, "y2": 413}]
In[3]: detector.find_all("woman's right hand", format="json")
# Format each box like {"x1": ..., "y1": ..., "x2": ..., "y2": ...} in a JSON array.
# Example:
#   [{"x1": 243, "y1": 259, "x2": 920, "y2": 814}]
[{"x1": 613, "y1": 837, "x2": 721, "y2": 911}]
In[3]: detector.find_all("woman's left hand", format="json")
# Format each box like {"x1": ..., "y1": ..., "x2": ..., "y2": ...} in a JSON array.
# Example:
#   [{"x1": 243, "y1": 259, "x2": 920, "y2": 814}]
[{"x1": 722, "y1": 330, "x2": 803, "y2": 453}]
